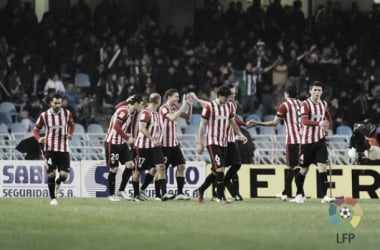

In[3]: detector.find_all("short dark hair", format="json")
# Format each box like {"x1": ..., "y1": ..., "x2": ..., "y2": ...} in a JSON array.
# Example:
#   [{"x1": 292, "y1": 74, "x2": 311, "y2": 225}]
[
  {"x1": 128, "y1": 95, "x2": 143, "y2": 105},
  {"x1": 309, "y1": 81, "x2": 324, "y2": 90},
  {"x1": 284, "y1": 84, "x2": 297, "y2": 98},
  {"x1": 164, "y1": 89, "x2": 178, "y2": 99},
  {"x1": 217, "y1": 86, "x2": 231, "y2": 97},
  {"x1": 226, "y1": 83, "x2": 235, "y2": 90},
  {"x1": 52, "y1": 94, "x2": 62, "y2": 100}
]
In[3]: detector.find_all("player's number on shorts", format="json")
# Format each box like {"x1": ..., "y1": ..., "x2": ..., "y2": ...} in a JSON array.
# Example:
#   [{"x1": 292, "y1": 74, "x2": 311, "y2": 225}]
[
  {"x1": 110, "y1": 153, "x2": 119, "y2": 164},
  {"x1": 215, "y1": 154, "x2": 221, "y2": 166},
  {"x1": 111, "y1": 153, "x2": 119, "y2": 161},
  {"x1": 138, "y1": 157, "x2": 145, "y2": 168}
]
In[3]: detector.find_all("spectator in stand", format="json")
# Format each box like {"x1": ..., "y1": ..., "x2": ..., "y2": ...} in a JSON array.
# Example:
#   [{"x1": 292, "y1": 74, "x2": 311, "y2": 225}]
[
  {"x1": 104, "y1": 72, "x2": 119, "y2": 106},
  {"x1": 8, "y1": 73, "x2": 25, "y2": 103},
  {"x1": 22, "y1": 96, "x2": 44, "y2": 122},
  {"x1": 76, "y1": 95, "x2": 96, "y2": 129},
  {"x1": 70, "y1": 0, "x2": 92, "y2": 30},
  {"x1": 44, "y1": 72, "x2": 65, "y2": 96},
  {"x1": 0, "y1": 0, "x2": 379, "y2": 137},
  {"x1": 238, "y1": 61, "x2": 258, "y2": 114},
  {"x1": 329, "y1": 98, "x2": 345, "y2": 133},
  {"x1": 62, "y1": 96, "x2": 77, "y2": 122},
  {"x1": 63, "y1": 82, "x2": 81, "y2": 111}
]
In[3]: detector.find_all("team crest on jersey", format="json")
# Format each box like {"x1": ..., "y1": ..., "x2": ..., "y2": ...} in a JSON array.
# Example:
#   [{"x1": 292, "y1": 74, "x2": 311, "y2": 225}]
[{"x1": 119, "y1": 112, "x2": 126, "y2": 119}]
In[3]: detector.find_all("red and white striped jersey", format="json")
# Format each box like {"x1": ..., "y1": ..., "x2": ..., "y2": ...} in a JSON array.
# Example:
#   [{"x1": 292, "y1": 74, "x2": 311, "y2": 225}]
[
  {"x1": 159, "y1": 103, "x2": 179, "y2": 147},
  {"x1": 202, "y1": 100, "x2": 234, "y2": 147},
  {"x1": 135, "y1": 108, "x2": 161, "y2": 149},
  {"x1": 129, "y1": 110, "x2": 140, "y2": 139},
  {"x1": 105, "y1": 106, "x2": 132, "y2": 144},
  {"x1": 276, "y1": 98, "x2": 302, "y2": 145},
  {"x1": 301, "y1": 98, "x2": 331, "y2": 144},
  {"x1": 226, "y1": 102, "x2": 237, "y2": 143},
  {"x1": 34, "y1": 108, "x2": 75, "y2": 152}
]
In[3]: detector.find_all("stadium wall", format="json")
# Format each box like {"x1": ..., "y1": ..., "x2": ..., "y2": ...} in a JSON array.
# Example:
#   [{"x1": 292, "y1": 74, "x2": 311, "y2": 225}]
[
  {"x1": 233, "y1": 164, "x2": 380, "y2": 199},
  {"x1": 1, "y1": 161, "x2": 379, "y2": 199},
  {"x1": 0, "y1": 161, "x2": 206, "y2": 198}
]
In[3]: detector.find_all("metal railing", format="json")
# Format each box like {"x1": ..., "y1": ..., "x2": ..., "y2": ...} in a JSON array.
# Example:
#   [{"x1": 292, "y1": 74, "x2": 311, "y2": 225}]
[{"x1": 0, "y1": 132, "x2": 353, "y2": 165}]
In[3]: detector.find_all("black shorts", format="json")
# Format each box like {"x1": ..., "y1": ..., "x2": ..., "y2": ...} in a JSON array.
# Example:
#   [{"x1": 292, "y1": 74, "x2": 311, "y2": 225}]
[
  {"x1": 44, "y1": 151, "x2": 70, "y2": 173},
  {"x1": 206, "y1": 145, "x2": 228, "y2": 170},
  {"x1": 162, "y1": 146, "x2": 185, "y2": 167},
  {"x1": 104, "y1": 142, "x2": 133, "y2": 168},
  {"x1": 136, "y1": 147, "x2": 165, "y2": 171},
  {"x1": 226, "y1": 142, "x2": 241, "y2": 166},
  {"x1": 299, "y1": 139, "x2": 328, "y2": 168},
  {"x1": 286, "y1": 144, "x2": 300, "y2": 168}
]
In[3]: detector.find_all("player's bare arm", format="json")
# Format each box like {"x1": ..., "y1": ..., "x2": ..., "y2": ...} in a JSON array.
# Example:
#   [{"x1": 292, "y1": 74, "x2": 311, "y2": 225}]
[
  {"x1": 197, "y1": 118, "x2": 207, "y2": 154},
  {"x1": 230, "y1": 118, "x2": 247, "y2": 144},
  {"x1": 190, "y1": 92, "x2": 208, "y2": 108},
  {"x1": 251, "y1": 116, "x2": 281, "y2": 127}
]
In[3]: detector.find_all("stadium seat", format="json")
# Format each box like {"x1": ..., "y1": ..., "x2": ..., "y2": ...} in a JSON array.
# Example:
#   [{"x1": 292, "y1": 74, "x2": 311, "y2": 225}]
[
  {"x1": 87, "y1": 123, "x2": 105, "y2": 147},
  {"x1": 264, "y1": 114, "x2": 276, "y2": 121},
  {"x1": 0, "y1": 123, "x2": 8, "y2": 133},
  {"x1": 189, "y1": 113, "x2": 201, "y2": 126},
  {"x1": 74, "y1": 73, "x2": 91, "y2": 88},
  {"x1": 327, "y1": 136, "x2": 349, "y2": 150},
  {"x1": 75, "y1": 123, "x2": 86, "y2": 134},
  {"x1": 87, "y1": 123, "x2": 104, "y2": 133},
  {"x1": 0, "y1": 102, "x2": 18, "y2": 122},
  {"x1": 247, "y1": 127, "x2": 257, "y2": 137},
  {"x1": 253, "y1": 135, "x2": 274, "y2": 164},
  {"x1": 246, "y1": 113, "x2": 261, "y2": 122},
  {"x1": 259, "y1": 126, "x2": 276, "y2": 135},
  {"x1": 10, "y1": 122, "x2": 28, "y2": 140},
  {"x1": 177, "y1": 117, "x2": 188, "y2": 129},
  {"x1": 0, "y1": 112, "x2": 12, "y2": 126},
  {"x1": 0, "y1": 101, "x2": 16, "y2": 113},
  {"x1": 336, "y1": 125, "x2": 353, "y2": 136},
  {"x1": 0, "y1": 123, "x2": 12, "y2": 159},
  {"x1": 20, "y1": 118, "x2": 34, "y2": 132},
  {"x1": 276, "y1": 124, "x2": 286, "y2": 134},
  {"x1": 184, "y1": 125, "x2": 199, "y2": 135}
]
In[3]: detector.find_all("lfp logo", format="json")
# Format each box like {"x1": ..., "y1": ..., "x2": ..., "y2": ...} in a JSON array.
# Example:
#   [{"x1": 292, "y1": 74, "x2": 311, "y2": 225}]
[
  {"x1": 329, "y1": 196, "x2": 363, "y2": 230},
  {"x1": 329, "y1": 197, "x2": 363, "y2": 244}
]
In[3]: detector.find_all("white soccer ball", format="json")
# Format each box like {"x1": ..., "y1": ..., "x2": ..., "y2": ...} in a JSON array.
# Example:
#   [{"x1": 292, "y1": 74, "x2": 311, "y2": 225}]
[{"x1": 339, "y1": 207, "x2": 351, "y2": 219}]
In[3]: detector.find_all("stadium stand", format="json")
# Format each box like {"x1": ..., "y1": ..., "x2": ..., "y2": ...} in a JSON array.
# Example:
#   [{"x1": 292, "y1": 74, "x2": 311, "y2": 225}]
[
  {"x1": 189, "y1": 113, "x2": 201, "y2": 126},
  {"x1": 10, "y1": 122, "x2": 28, "y2": 140},
  {"x1": 258, "y1": 126, "x2": 276, "y2": 135},
  {"x1": 246, "y1": 114, "x2": 262, "y2": 123}
]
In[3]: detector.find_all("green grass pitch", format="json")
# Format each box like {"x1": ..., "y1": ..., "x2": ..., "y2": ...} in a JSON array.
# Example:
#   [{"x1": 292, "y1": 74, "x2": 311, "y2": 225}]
[{"x1": 0, "y1": 198, "x2": 378, "y2": 250}]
